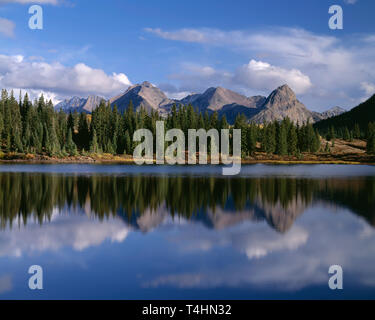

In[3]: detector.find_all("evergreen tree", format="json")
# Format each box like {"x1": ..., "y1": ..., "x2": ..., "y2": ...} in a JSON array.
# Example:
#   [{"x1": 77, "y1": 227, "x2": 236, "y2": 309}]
[
  {"x1": 0, "y1": 111, "x2": 3, "y2": 145},
  {"x1": 288, "y1": 125, "x2": 298, "y2": 155},
  {"x1": 353, "y1": 123, "x2": 361, "y2": 139},
  {"x1": 77, "y1": 113, "x2": 89, "y2": 150},
  {"x1": 262, "y1": 122, "x2": 276, "y2": 154},
  {"x1": 328, "y1": 126, "x2": 336, "y2": 141},
  {"x1": 67, "y1": 112, "x2": 74, "y2": 133},
  {"x1": 66, "y1": 129, "x2": 77, "y2": 156},
  {"x1": 312, "y1": 130, "x2": 321, "y2": 153},
  {"x1": 90, "y1": 128, "x2": 99, "y2": 154},
  {"x1": 247, "y1": 124, "x2": 257, "y2": 155},
  {"x1": 220, "y1": 115, "x2": 229, "y2": 130},
  {"x1": 366, "y1": 123, "x2": 375, "y2": 154},
  {"x1": 276, "y1": 121, "x2": 288, "y2": 155},
  {"x1": 124, "y1": 130, "x2": 131, "y2": 155},
  {"x1": 343, "y1": 127, "x2": 350, "y2": 141}
]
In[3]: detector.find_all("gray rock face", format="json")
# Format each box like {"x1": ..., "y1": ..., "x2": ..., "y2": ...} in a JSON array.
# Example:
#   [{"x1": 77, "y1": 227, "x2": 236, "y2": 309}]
[
  {"x1": 312, "y1": 107, "x2": 346, "y2": 122},
  {"x1": 178, "y1": 86, "x2": 264, "y2": 112},
  {"x1": 55, "y1": 96, "x2": 86, "y2": 113},
  {"x1": 159, "y1": 87, "x2": 265, "y2": 121},
  {"x1": 55, "y1": 95, "x2": 104, "y2": 113},
  {"x1": 110, "y1": 81, "x2": 175, "y2": 113},
  {"x1": 83, "y1": 95, "x2": 105, "y2": 113},
  {"x1": 163, "y1": 87, "x2": 266, "y2": 123},
  {"x1": 218, "y1": 96, "x2": 266, "y2": 123},
  {"x1": 317, "y1": 106, "x2": 346, "y2": 120},
  {"x1": 250, "y1": 84, "x2": 315, "y2": 124}
]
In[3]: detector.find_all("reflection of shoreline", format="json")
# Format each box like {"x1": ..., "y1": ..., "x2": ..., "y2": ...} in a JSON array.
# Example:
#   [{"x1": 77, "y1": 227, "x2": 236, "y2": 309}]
[{"x1": 0, "y1": 173, "x2": 374, "y2": 233}]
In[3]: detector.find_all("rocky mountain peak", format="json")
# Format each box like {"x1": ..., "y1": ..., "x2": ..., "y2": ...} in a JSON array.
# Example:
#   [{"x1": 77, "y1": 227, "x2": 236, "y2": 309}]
[
  {"x1": 110, "y1": 81, "x2": 174, "y2": 113},
  {"x1": 265, "y1": 84, "x2": 297, "y2": 107},
  {"x1": 250, "y1": 85, "x2": 314, "y2": 124},
  {"x1": 141, "y1": 81, "x2": 154, "y2": 88}
]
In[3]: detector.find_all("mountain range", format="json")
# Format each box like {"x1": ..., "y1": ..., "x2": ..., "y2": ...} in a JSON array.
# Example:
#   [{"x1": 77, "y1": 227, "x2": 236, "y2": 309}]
[
  {"x1": 55, "y1": 82, "x2": 346, "y2": 124},
  {"x1": 55, "y1": 95, "x2": 105, "y2": 114}
]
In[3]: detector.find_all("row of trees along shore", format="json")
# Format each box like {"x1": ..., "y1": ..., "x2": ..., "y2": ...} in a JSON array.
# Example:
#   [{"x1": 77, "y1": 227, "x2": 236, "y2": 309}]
[{"x1": 0, "y1": 89, "x2": 374, "y2": 157}]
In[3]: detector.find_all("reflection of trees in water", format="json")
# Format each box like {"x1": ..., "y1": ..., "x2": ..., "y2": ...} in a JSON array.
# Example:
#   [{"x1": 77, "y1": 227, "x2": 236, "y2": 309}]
[
  {"x1": 316, "y1": 177, "x2": 375, "y2": 227},
  {"x1": 0, "y1": 173, "x2": 374, "y2": 231}
]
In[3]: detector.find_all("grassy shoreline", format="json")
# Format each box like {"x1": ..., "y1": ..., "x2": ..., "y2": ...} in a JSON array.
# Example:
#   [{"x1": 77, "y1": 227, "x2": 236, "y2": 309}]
[{"x1": 0, "y1": 152, "x2": 374, "y2": 165}]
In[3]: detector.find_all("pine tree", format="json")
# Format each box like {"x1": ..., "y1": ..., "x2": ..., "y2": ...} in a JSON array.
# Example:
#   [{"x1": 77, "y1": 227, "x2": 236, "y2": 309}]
[
  {"x1": 0, "y1": 111, "x2": 3, "y2": 144},
  {"x1": 328, "y1": 126, "x2": 336, "y2": 141},
  {"x1": 312, "y1": 130, "x2": 321, "y2": 153},
  {"x1": 288, "y1": 125, "x2": 298, "y2": 155},
  {"x1": 247, "y1": 124, "x2": 257, "y2": 155},
  {"x1": 77, "y1": 113, "x2": 89, "y2": 150},
  {"x1": 210, "y1": 111, "x2": 219, "y2": 130},
  {"x1": 353, "y1": 123, "x2": 361, "y2": 139},
  {"x1": 204, "y1": 111, "x2": 210, "y2": 130},
  {"x1": 124, "y1": 130, "x2": 131, "y2": 155},
  {"x1": 67, "y1": 112, "x2": 74, "y2": 133},
  {"x1": 305, "y1": 122, "x2": 317, "y2": 152},
  {"x1": 366, "y1": 123, "x2": 375, "y2": 154},
  {"x1": 66, "y1": 129, "x2": 78, "y2": 156},
  {"x1": 276, "y1": 121, "x2": 288, "y2": 156},
  {"x1": 262, "y1": 122, "x2": 276, "y2": 154},
  {"x1": 343, "y1": 127, "x2": 350, "y2": 141},
  {"x1": 90, "y1": 128, "x2": 99, "y2": 154},
  {"x1": 220, "y1": 115, "x2": 229, "y2": 130}
]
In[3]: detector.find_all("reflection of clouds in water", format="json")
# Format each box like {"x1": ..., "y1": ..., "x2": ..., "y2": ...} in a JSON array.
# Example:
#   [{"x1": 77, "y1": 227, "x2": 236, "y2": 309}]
[
  {"x1": 0, "y1": 275, "x2": 12, "y2": 294},
  {"x1": 164, "y1": 219, "x2": 308, "y2": 258},
  {"x1": 238, "y1": 226, "x2": 308, "y2": 259},
  {"x1": 144, "y1": 207, "x2": 375, "y2": 291},
  {"x1": 0, "y1": 211, "x2": 129, "y2": 257}
]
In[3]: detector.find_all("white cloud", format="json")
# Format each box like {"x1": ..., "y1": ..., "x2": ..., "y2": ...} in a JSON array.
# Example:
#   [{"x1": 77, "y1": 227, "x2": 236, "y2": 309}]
[
  {"x1": 0, "y1": 17, "x2": 15, "y2": 38},
  {"x1": 235, "y1": 59, "x2": 312, "y2": 94},
  {"x1": 148, "y1": 27, "x2": 375, "y2": 110},
  {"x1": 166, "y1": 59, "x2": 311, "y2": 97},
  {"x1": 344, "y1": 0, "x2": 358, "y2": 4},
  {"x1": 0, "y1": 210, "x2": 130, "y2": 257},
  {"x1": 0, "y1": 54, "x2": 132, "y2": 99},
  {"x1": 361, "y1": 82, "x2": 375, "y2": 97},
  {"x1": 144, "y1": 206, "x2": 375, "y2": 291},
  {"x1": 240, "y1": 226, "x2": 308, "y2": 259}
]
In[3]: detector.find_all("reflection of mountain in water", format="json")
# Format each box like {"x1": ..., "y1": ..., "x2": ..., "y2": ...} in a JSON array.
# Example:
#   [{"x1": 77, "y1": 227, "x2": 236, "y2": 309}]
[{"x1": 0, "y1": 173, "x2": 374, "y2": 233}]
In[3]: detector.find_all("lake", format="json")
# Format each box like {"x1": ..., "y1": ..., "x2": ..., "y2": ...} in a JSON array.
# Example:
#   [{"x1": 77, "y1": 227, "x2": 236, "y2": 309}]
[{"x1": 0, "y1": 164, "x2": 374, "y2": 299}]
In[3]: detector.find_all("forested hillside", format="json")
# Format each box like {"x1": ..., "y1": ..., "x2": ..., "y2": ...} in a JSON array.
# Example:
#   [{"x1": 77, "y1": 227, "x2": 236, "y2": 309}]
[{"x1": 0, "y1": 89, "x2": 329, "y2": 158}]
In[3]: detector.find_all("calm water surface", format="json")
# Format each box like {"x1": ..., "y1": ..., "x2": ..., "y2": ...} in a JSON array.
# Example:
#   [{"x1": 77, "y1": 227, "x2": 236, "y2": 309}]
[{"x1": 0, "y1": 164, "x2": 374, "y2": 299}]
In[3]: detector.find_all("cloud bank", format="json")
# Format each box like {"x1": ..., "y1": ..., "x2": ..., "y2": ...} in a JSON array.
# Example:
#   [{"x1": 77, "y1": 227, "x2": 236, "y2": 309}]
[
  {"x1": 0, "y1": 55, "x2": 131, "y2": 101},
  {"x1": 147, "y1": 27, "x2": 375, "y2": 110}
]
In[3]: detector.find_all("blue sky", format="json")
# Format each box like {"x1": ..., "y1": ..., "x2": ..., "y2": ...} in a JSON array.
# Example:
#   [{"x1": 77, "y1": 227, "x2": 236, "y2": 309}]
[{"x1": 0, "y1": 0, "x2": 374, "y2": 111}]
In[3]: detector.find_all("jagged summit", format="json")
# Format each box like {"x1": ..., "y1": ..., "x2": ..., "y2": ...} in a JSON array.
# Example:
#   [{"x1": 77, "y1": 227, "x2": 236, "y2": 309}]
[
  {"x1": 250, "y1": 85, "x2": 315, "y2": 124},
  {"x1": 109, "y1": 81, "x2": 175, "y2": 113},
  {"x1": 55, "y1": 95, "x2": 104, "y2": 114},
  {"x1": 179, "y1": 86, "x2": 264, "y2": 113}
]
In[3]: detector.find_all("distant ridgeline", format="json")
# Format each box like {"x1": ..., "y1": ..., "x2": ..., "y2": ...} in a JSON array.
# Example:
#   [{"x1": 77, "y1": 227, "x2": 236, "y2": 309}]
[{"x1": 0, "y1": 87, "x2": 374, "y2": 157}]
